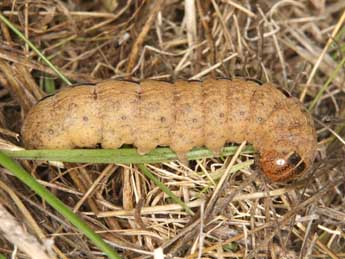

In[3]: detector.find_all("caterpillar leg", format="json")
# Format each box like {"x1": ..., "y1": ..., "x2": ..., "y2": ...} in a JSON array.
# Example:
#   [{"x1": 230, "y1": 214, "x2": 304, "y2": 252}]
[{"x1": 175, "y1": 152, "x2": 189, "y2": 166}]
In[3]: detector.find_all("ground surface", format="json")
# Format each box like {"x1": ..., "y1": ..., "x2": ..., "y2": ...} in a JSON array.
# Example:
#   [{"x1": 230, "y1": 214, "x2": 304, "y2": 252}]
[{"x1": 0, "y1": 1, "x2": 344, "y2": 258}]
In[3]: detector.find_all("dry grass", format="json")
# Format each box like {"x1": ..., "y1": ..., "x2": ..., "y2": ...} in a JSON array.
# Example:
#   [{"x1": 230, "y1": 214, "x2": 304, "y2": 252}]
[{"x1": 0, "y1": 0, "x2": 345, "y2": 258}]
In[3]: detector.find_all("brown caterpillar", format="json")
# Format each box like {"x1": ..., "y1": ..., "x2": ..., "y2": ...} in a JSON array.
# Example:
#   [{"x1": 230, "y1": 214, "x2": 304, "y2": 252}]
[{"x1": 21, "y1": 79, "x2": 317, "y2": 182}]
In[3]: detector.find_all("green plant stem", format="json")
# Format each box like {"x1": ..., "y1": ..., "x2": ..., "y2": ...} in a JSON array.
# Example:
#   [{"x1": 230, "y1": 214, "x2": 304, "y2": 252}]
[
  {"x1": 0, "y1": 151, "x2": 121, "y2": 259},
  {"x1": 2, "y1": 146, "x2": 254, "y2": 164},
  {"x1": 0, "y1": 13, "x2": 72, "y2": 86},
  {"x1": 308, "y1": 55, "x2": 345, "y2": 111}
]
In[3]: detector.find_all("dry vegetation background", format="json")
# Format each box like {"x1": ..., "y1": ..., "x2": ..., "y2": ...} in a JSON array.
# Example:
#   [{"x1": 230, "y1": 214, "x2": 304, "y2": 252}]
[{"x1": 0, "y1": 0, "x2": 344, "y2": 258}]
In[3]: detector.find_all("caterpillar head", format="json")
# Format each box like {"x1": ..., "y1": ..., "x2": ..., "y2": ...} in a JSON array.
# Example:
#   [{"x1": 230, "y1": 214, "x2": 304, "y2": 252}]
[{"x1": 259, "y1": 150, "x2": 307, "y2": 182}]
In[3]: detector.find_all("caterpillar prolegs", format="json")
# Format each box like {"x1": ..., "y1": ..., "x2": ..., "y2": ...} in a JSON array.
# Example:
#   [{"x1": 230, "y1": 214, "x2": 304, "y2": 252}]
[{"x1": 21, "y1": 79, "x2": 317, "y2": 182}]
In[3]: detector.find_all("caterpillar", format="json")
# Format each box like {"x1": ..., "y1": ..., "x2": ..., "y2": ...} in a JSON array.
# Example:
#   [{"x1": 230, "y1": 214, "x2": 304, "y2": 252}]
[{"x1": 21, "y1": 79, "x2": 317, "y2": 182}]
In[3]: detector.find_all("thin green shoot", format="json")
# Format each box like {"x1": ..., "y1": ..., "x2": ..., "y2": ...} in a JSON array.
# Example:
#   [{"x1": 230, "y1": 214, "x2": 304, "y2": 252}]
[
  {"x1": 308, "y1": 55, "x2": 345, "y2": 111},
  {"x1": 0, "y1": 151, "x2": 122, "y2": 259},
  {"x1": 2, "y1": 146, "x2": 254, "y2": 164},
  {"x1": 0, "y1": 13, "x2": 72, "y2": 86}
]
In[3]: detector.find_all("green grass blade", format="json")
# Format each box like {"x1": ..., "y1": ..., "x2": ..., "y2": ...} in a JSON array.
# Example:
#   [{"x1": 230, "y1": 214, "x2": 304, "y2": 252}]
[
  {"x1": 1, "y1": 146, "x2": 254, "y2": 218},
  {"x1": 44, "y1": 76, "x2": 57, "y2": 94},
  {"x1": 1, "y1": 146, "x2": 254, "y2": 164},
  {"x1": 308, "y1": 55, "x2": 345, "y2": 111},
  {"x1": 0, "y1": 13, "x2": 72, "y2": 86},
  {"x1": 137, "y1": 164, "x2": 195, "y2": 215},
  {"x1": 0, "y1": 151, "x2": 122, "y2": 259}
]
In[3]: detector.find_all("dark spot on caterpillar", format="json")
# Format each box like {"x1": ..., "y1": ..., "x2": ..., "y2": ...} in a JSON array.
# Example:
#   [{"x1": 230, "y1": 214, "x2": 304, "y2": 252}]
[
  {"x1": 207, "y1": 132, "x2": 214, "y2": 138},
  {"x1": 160, "y1": 116, "x2": 166, "y2": 123},
  {"x1": 192, "y1": 118, "x2": 198, "y2": 123},
  {"x1": 256, "y1": 116, "x2": 263, "y2": 123},
  {"x1": 48, "y1": 129, "x2": 54, "y2": 135},
  {"x1": 121, "y1": 115, "x2": 127, "y2": 120},
  {"x1": 287, "y1": 152, "x2": 306, "y2": 175},
  {"x1": 219, "y1": 112, "x2": 225, "y2": 118},
  {"x1": 83, "y1": 116, "x2": 88, "y2": 122},
  {"x1": 68, "y1": 103, "x2": 78, "y2": 110}
]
